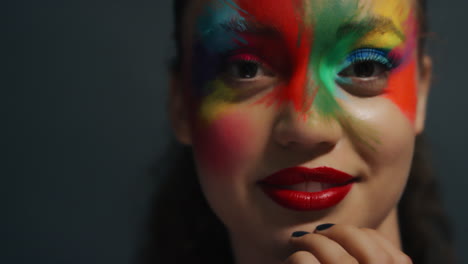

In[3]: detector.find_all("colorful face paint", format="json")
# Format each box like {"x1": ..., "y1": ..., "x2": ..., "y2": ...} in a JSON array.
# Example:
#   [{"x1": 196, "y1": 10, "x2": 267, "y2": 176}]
[
  {"x1": 190, "y1": 0, "x2": 309, "y2": 123},
  {"x1": 189, "y1": 0, "x2": 418, "y2": 122},
  {"x1": 187, "y1": 0, "x2": 419, "y2": 174}
]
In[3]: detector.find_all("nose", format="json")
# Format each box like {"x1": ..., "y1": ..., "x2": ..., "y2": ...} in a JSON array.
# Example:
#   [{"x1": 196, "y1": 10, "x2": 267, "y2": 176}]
[{"x1": 272, "y1": 104, "x2": 343, "y2": 153}]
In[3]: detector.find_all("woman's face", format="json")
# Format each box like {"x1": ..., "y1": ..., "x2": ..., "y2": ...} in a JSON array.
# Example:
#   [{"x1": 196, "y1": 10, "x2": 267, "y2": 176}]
[{"x1": 173, "y1": 0, "x2": 430, "y2": 259}]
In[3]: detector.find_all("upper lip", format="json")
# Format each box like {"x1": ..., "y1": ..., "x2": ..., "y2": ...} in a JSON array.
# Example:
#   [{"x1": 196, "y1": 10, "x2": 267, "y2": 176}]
[{"x1": 259, "y1": 166, "x2": 355, "y2": 186}]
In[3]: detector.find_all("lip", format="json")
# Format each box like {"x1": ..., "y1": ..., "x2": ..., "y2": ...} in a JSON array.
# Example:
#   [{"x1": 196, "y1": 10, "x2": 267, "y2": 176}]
[{"x1": 258, "y1": 166, "x2": 356, "y2": 211}]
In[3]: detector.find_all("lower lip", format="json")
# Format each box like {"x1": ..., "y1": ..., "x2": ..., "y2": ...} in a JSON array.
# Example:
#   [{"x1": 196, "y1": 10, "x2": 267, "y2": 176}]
[{"x1": 260, "y1": 183, "x2": 354, "y2": 211}]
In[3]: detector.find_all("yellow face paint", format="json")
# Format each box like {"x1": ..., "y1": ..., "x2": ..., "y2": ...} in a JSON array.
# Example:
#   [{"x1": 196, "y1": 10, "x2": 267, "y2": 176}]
[
  {"x1": 198, "y1": 79, "x2": 238, "y2": 124},
  {"x1": 355, "y1": 0, "x2": 413, "y2": 49}
]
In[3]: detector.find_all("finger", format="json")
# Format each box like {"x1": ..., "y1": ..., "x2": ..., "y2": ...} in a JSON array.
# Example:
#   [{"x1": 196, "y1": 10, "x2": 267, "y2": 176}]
[
  {"x1": 363, "y1": 228, "x2": 413, "y2": 264},
  {"x1": 314, "y1": 223, "x2": 392, "y2": 264},
  {"x1": 283, "y1": 251, "x2": 321, "y2": 264},
  {"x1": 290, "y1": 231, "x2": 358, "y2": 264}
]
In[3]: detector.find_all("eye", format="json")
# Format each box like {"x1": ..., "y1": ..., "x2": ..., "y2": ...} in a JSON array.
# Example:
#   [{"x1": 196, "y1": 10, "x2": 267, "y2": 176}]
[
  {"x1": 219, "y1": 53, "x2": 278, "y2": 97},
  {"x1": 339, "y1": 61, "x2": 388, "y2": 78},
  {"x1": 226, "y1": 60, "x2": 263, "y2": 80},
  {"x1": 223, "y1": 54, "x2": 274, "y2": 82},
  {"x1": 337, "y1": 48, "x2": 399, "y2": 97}
]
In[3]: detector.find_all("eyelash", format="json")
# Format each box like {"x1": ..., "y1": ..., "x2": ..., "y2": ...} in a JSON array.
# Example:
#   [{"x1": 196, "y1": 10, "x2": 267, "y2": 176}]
[
  {"x1": 222, "y1": 49, "x2": 399, "y2": 78},
  {"x1": 341, "y1": 48, "x2": 399, "y2": 71},
  {"x1": 224, "y1": 53, "x2": 269, "y2": 74},
  {"x1": 216, "y1": 48, "x2": 400, "y2": 98},
  {"x1": 227, "y1": 53, "x2": 262, "y2": 64}
]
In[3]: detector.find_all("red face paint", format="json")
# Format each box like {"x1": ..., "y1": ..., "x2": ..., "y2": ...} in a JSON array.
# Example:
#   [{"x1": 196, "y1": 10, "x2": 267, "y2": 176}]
[
  {"x1": 192, "y1": 110, "x2": 255, "y2": 176},
  {"x1": 235, "y1": 0, "x2": 313, "y2": 111},
  {"x1": 189, "y1": 0, "x2": 315, "y2": 176},
  {"x1": 188, "y1": 0, "x2": 420, "y2": 177}
]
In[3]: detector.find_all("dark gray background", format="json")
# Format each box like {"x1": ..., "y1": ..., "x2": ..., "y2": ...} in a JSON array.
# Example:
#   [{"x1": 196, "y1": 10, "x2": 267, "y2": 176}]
[{"x1": 4, "y1": 0, "x2": 467, "y2": 263}]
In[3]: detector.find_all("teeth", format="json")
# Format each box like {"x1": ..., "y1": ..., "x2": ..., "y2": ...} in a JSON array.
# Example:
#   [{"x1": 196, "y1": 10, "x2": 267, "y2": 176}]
[
  {"x1": 322, "y1": 183, "x2": 336, "y2": 190},
  {"x1": 306, "y1": 182, "x2": 323, "y2": 192},
  {"x1": 279, "y1": 182, "x2": 338, "y2": 192},
  {"x1": 281, "y1": 182, "x2": 322, "y2": 192}
]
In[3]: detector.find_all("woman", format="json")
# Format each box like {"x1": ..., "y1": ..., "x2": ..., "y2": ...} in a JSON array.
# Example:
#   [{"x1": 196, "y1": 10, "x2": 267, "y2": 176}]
[{"x1": 141, "y1": 0, "x2": 455, "y2": 263}]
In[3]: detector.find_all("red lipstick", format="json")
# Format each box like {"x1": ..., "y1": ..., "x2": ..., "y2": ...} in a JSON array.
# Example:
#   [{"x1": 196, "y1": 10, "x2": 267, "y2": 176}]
[{"x1": 259, "y1": 166, "x2": 355, "y2": 211}]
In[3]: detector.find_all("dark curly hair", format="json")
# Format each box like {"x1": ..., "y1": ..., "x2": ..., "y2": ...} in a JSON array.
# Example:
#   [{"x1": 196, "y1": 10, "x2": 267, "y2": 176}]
[{"x1": 139, "y1": 1, "x2": 456, "y2": 263}]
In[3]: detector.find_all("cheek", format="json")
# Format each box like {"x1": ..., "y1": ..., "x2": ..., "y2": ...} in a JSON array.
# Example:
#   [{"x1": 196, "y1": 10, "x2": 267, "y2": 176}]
[
  {"x1": 371, "y1": 105, "x2": 415, "y2": 204},
  {"x1": 383, "y1": 57, "x2": 418, "y2": 123},
  {"x1": 345, "y1": 98, "x2": 415, "y2": 213},
  {"x1": 191, "y1": 110, "x2": 257, "y2": 178},
  {"x1": 376, "y1": 113, "x2": 415, "y2": 164}
]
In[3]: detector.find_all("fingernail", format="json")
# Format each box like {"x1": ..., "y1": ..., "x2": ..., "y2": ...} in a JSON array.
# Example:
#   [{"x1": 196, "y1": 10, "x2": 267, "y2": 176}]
[
  {"x1": 315, "y1": 223, "x2": 334, "y2": 231},
  {"x1": 291, "y1": 231, "x2": 310, "y2": 237}
]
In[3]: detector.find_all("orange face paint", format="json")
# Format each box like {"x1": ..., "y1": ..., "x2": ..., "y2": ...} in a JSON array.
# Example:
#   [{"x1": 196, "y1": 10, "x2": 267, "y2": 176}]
[{"x1": 384, "y1": 57, "x2": 418, "y2": 123}]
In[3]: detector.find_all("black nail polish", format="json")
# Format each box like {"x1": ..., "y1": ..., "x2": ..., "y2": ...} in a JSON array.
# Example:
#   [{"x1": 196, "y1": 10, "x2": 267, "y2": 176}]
[
  {"x1": 291, "y1": 231, "x2": 310, "y2": 237},
  {"x1": 316, "y1": 223, "x2": 335, "y2": 231}
]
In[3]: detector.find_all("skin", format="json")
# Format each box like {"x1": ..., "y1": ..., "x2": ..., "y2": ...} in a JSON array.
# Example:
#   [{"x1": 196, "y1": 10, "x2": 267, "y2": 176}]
[{"x1": 170, "y1": 0, "x2": 432, "y2": 263}]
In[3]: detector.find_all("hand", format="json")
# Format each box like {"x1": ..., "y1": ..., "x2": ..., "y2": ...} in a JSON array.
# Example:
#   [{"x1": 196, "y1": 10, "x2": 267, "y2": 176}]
[{"x1": 283, "y1": 224, "x2": 413, "y2": 264}]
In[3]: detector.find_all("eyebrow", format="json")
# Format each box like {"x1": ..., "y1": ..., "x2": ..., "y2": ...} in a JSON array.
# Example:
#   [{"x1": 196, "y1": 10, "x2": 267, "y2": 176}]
[
  {"x1": 198, "y1": 15, "x2": 405, "y2": 44},
  {"x1": 200, "y1": 18, "x2": 281, "y2": 37},
  {"x1": 337, "y1": 16, "x2": 405, "y2": 42}
]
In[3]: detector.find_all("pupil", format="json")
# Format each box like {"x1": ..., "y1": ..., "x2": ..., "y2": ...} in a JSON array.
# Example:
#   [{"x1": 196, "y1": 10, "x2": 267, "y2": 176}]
[
  {"x1": 238, "y1": 62, "x2": 258, "y2": 78},
  {"x1": 354, "y1": 62, "x2": 375, "y2": 77}
]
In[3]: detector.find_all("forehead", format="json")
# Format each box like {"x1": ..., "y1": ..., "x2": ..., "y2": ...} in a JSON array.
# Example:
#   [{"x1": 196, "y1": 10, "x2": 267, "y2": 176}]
[
  {"x1": 184, "y1": 0, "x2": 415, "y2": 29},
  {"x1": 183, "y1": 0, "x2": 416, "y2": 70},
  {"x1": 181, "y1": 0, "x2": 417, "y2": 60}
]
